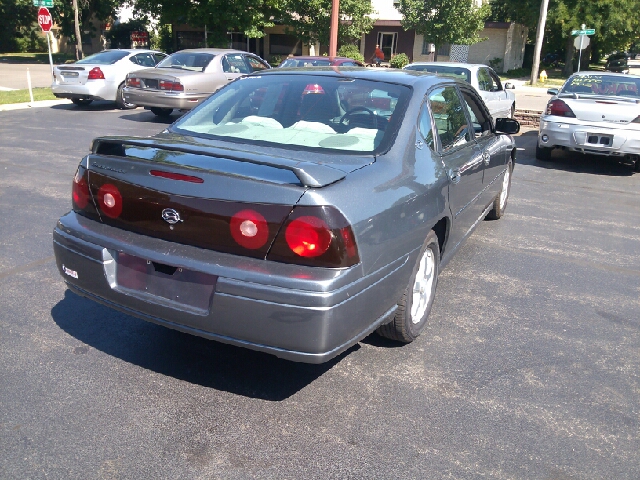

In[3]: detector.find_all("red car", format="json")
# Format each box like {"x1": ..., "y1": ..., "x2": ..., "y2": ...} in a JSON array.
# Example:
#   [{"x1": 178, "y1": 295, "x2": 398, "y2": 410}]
[{"x1": 279, "y1": 56, "x2": 364, "y2": 68}]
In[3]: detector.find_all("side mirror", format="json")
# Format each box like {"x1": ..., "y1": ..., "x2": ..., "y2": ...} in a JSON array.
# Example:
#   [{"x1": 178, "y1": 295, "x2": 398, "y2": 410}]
[
  {"x1": 547, "y1": 88, "x2": 559, "y2": 95},
  {"x1": 504, "y1": 82, "x2": 516, "y2": 89},
  {"x1": 495, "y1": 117, "x2": 520, "y2": 135}
]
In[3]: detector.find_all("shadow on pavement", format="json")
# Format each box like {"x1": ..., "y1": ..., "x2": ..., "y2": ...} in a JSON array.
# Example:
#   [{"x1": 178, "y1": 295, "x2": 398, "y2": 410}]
[
  {"x1": 120, "y1": 109, "x2": 180, "y2": 124},
  {"x1": 515, "y1": 130, "x2": 637, "y2": 176},
  {"x1": 52, "y1": 290, "x2": 349, "y2": 400}
]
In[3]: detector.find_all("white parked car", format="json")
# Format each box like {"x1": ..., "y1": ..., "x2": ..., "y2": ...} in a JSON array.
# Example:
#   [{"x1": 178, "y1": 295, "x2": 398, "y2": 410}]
[
  {"x1": 51, "y1": 49, "x2": 167, "y2": 109},
  {"x1": 404, "y1": 62, "x2": 516, "y2": 119},
  {"x1": 537, "y1": 71, "x2": 640, "y2": 172}
]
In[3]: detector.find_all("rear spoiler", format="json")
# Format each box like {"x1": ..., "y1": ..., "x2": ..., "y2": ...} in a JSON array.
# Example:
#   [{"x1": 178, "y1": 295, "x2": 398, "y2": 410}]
[{"x1": 91, "y1": 136, "x2": 348, "y2": 188}]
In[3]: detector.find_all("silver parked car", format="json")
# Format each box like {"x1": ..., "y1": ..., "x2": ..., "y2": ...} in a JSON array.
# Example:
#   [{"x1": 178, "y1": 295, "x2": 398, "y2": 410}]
[
  {"x1": 537, "y1": 71, "x2": 640, "y2": 172},
  {"x1": 51, "y1": 49, "x2": 167, "y2": 109},
  {"x1": 404, "y1": 62, "x2": 516, "y2": 119},
  {"x1": 123, "y1": 48, "x2": 271, "y2": 117}
]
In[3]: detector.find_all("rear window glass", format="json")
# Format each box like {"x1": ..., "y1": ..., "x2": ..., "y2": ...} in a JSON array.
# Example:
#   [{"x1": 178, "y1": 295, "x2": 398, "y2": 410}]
[
  {"x1": 172, "y1": 74, "x2": 411, "y2": 154},
  {"x1": 76, "y1": 50, "x2": 129, "y2": 65},
  {"x1": 404, "y1": 65, "x2": 471, "y2": 83},
  {"x1": 562, "y1": 74, "x2": 640, "y2": 98},
  {"x1": 156, "y1": 52, "x2": 216, "y2": 72},
  {"x1": 280, "y1": 59, "x2": 332, "y2": 67}
]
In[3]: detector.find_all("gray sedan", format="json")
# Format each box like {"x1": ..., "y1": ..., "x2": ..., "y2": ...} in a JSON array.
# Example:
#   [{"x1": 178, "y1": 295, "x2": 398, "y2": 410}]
[
  {"x1": 53, "y1": 68, "x2": 519, "y2": 363},
  {"x1": 404, "y1": 62, "x2": 516, "y2": 119},
  {"x1": 123, "y1": 48, "x2": 271, "y2": 117}
]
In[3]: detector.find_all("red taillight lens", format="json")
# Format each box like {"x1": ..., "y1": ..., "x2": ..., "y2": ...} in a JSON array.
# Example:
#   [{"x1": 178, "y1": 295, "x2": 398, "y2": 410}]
[
  {"x1": 285, "y1": 216, "x2": 332, "y2": 258},
  {"x1": 126, "y1": 77, "x2": 141, "y2": 88},
  {"x1": 546, "y1": 99, "x2": 575, "y2": 117},
  {"x1": 230, "y1": 209, "x2": 269, "y2": 250},
  {"x1": 87, "y1": 67, "x2": 105, "y2": 80},
  {"x1": 97, "y1": 183, "x2": 123, "y2": 219},
  {"x1": 268, "y1": 206, "x2": 360, "y2": 268},
  {"x1": 72, "y1": 167, "x2": 89, "y2": 209},
  {"x1": 159, "y1": 80, "x2": 184, "y2": 91},
  {"x1": 303, "y1": 83, "x2": 325, "y2": 94}
]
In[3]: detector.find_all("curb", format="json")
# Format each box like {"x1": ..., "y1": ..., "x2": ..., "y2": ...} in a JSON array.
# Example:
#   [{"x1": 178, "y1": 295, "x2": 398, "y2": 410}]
[
  {"x1": 514, "y1": 109, "x2": 543, "y2": 128},
  {"x1": 0, "y1": 99, "x2": 71, "y2": 112}
]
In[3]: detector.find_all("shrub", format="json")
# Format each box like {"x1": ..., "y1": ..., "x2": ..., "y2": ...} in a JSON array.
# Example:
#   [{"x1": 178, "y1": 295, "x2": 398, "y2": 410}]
[
  {"x1": 337, "y1": 44, "x2": 364, "y2": 63},
  {"x1": 268, "y1": 55, "x2": 283, "y2": 67},
  {"x1": 390, "y1": 53, "x2": 409, "y2": 69},
  {"x1": 489, "y1": 57, "x2": 503, "y2": 73}
]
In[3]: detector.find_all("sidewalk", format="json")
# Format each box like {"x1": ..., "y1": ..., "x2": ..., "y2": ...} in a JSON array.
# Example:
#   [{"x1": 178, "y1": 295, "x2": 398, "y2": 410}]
[{"x1": 0, "y1": 99, "x2": 71, "y2": 112}]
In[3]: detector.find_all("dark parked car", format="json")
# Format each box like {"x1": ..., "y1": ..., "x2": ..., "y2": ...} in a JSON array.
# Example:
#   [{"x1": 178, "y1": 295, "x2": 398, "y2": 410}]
[
  {"x1": 605, "y1": 53, "x2": 629, "y2": 74},
  {"x1": 53, "y1": 68, "x2": 519, "y2": 363}
]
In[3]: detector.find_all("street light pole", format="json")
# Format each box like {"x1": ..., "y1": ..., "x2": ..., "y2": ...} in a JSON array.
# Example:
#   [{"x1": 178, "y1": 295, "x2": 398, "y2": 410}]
[
  {"x1": 329, "y1": 0, "x2": 339, "y2": 57},
  {"x1": 530, "y1": 0, "x2": 550, "y2": 86}
]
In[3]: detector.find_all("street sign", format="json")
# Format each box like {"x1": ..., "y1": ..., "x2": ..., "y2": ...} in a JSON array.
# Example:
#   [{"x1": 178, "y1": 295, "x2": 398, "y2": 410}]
[
  {"x1": 33, "y1": 0, "x2": 54, "y2": 7},
  {"x1": 37, "y1": 7, "x2": 53, "y2": 32},
  {"x1": 571, "y1": 29, "x2": 595, "y2": 36},
  {"x1": 574, "y1": 35, "x2": 590, "y2": 50}
]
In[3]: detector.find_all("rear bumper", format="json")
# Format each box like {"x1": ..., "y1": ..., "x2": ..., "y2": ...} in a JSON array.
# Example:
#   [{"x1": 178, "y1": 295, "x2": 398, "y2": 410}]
[
  {"x1": 538, "y1": 117, "x2": 640, "y2": 157},
  {"x1": 53, "y1": 212, "x2": 411, "y2": 363},
  {"x1": 123, "y1": 87, "x2": 211, "y2": 110},
  {"x1": 51, "y1": 81, "x2": 115, "y2": 102}
]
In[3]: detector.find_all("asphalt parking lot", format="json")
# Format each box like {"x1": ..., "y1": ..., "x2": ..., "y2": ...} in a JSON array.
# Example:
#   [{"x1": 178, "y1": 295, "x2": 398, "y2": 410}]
[{"x1": 1, "y1": 103, "x2": 639, "y2": 479}]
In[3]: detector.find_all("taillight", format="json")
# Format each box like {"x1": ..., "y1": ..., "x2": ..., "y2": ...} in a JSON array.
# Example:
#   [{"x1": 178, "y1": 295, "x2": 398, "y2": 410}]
[
  {"x1": 230, "y1": 209, "x2": 269, "y2": 250},
  {"x1": 546, "y1": 99, "x2": 575, "y2": 117},
  {"x1": 126, "y1": 77, "x2": 141, "y2": 88},
  {"x1": 72, "y1": 166, "x2": 89, "y2": 210},
  {"x1": 97, "y1": 183, "x2": 123, "y2": 219},
  {"x1": 159, "y1": 80, "x2": 184, "y2": 91},
  {"x1": 267, "y1": 206, "x2": 360, "y2": 268},
  {"x1": 87, "y1": 67, "x2": 105, "y2": 80}
]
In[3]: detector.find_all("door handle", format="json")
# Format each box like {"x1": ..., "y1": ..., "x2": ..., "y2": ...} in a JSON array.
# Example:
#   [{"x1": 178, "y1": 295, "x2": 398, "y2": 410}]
[
  {"x1": 415, "y1": 139, "x2": 424, "y2": 150},
  {"x1": 482, "y1": 151, "x2": 490, "y2": 165},
  {"x1": 449, "y1": 169, "x2": 461, "y2": 184}
]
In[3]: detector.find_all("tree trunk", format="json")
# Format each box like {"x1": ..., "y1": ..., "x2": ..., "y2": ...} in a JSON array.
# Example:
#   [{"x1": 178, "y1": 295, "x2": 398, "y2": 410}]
[
  {"x1": 73, "y1": 0, "x2": 83, "y2": 60},
  {"x1": 562, "y1": 35, "x2": 574, "y2": 77}
]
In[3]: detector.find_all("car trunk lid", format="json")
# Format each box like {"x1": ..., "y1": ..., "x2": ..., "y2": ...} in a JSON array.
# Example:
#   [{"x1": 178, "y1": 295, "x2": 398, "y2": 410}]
[{"x1": 559, "y1": 95, "x2": 640, "y2": 124}]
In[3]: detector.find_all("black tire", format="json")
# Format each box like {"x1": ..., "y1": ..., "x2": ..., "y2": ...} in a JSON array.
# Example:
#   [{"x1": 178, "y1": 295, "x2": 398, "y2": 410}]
[
  {"x1": 535, "y1": 143, "x2": 552, "y2": 161},
  {"x1": 510, "y1": 104, "x2": 515, "y2": 119},
  {"x1": 376, "y1": 230, "x2": 440, "y2": 343},
  {"x1": 150, "y1": 107, "x2": 173, "y2": 117},
  {"x1": 71, "y1": 98, "x2": 92, "y2": 107},
  {"x1": 115, "y1": 83, "x2": 137, "y2": 110},
  {"x1": 486, "y1": 162, "x2": 512, "y2": 220},
  {"x1": 634, "y1": 160, "x2": 640, "y2": 173}
]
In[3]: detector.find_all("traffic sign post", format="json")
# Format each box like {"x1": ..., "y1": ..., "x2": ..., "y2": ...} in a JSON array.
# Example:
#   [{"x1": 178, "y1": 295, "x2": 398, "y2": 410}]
[
  {"x1": 37, "y1": 7, "x2": 54, "y2": 80},
  {"x1": 571, "y1": 24, "x2": 595, "y2": 72},
  {"x1": 33, "y1": 0, "x2": 54, "y2": 7}
]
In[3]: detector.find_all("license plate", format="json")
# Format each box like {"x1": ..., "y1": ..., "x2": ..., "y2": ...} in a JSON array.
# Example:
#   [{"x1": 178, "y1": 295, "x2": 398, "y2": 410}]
[{"x1": 143, "y1": 79, "x2": 158, "y2": 89}]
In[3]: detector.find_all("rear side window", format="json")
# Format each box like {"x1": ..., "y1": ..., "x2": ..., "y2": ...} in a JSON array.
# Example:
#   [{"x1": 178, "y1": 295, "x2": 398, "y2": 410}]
[
  {"x1": 245, "y1": 55, "x2": 270, "y2": 72},
  {"x1": 477, "y1": 68, "x2": 494, "y2": 92},
  {"x1": 76, "y1": 50, "x2": 129, "y2": 65},
  {"x1": 156, "y1": 53, "x2": 215, "y2": 72},
  {"x1": 428, "y1": 86, "x2": 472, "y2": 152}
]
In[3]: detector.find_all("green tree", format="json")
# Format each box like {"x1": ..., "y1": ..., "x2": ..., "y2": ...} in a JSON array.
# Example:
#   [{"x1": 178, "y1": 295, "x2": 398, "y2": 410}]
[
  {"x1": 397, "y1": 0, "x2": 491, "y2": 47},
  {"x1": 0, "y1": 0, "x2": 39, "y2": 52},
  {"x1": 278, "y1": 0, "x2": 375, "y2": 46}
]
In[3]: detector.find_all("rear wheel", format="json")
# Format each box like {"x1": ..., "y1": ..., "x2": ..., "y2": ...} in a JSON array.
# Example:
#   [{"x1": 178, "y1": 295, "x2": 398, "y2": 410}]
[
  {"x1": 535, "y1": 143, "x2": 552, "y2": 161},
  {"x1": 634, "y1": 160, "x2": 640, "y2": 172},
  {"x1": 71, "y1": 98, "x2": 92, "y2": 107},
  {"x1": 376, "y1": 230, "x2": 439, "y2": 343},
  {"x1": 510, "y1": 104, "x2": 515, "y2": 119},
  {"x1": 486, "y1": 162, "x2": 512, "y2": 220},
  {"x1": 115, "y1": 83, "x2": 136, "y2": 110},
  {"x1": 150, "y1": 107, "x2": 173, "y2": 117}
]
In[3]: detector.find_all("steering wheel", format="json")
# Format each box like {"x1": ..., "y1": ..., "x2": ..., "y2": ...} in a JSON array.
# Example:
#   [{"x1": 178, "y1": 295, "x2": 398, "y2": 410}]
[{"x1": 339, "y1": 106, "x2": 377, "y2": 128}]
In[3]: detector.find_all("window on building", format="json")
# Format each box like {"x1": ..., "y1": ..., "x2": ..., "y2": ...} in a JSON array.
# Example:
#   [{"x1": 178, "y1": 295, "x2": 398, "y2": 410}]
[
  {"x1": 421, "y1": 39, "x2": 435, "y2": 55},
  {"x1": 269, "y1": 34, "x2": 301, "y2": 56},
  {"x1": 376, "y1": 32, "x2": 398, "y2": 61},
  {"x1": 437, "y1": 44, "x2": 450, "y2": 57}
]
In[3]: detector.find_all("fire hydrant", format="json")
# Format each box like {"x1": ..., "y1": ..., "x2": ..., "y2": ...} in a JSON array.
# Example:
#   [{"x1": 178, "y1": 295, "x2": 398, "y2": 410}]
[{"x1": 539, "y1": 70, "x2": 548, "y2": 83}]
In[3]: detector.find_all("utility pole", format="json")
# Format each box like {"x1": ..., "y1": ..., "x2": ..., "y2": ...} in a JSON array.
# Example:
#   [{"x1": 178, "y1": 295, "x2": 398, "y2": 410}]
[
  {"x1": 530, "y1": 0, "x2": 549, "y2": 86},
  {"x1": 72, "y1": 0, "x2": 83, "y2": 60},
  {"x1": 329, "y1": 0, "x2": 339, "y2": 57}
]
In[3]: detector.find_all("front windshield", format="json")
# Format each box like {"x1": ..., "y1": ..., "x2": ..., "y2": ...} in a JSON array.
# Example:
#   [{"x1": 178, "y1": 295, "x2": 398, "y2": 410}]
[
  {"x1": 76, "y1": 50, "x2": 129, "y2": 65},
  {"x1": 156, "y1": 52, "x2": 215, "y2": 72},
  {"x1": 404, "y1": 65, "x2": 471, "y2": 83},
  {"x1": 561, "y1": 74, "x2": 640, "y2": 98},
  {"x1": 173, "y1": 74, "x2": 411, "y2": 154}
]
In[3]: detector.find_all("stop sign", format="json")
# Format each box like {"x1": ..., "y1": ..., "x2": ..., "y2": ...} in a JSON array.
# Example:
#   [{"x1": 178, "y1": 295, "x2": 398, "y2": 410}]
[{"x1": 38, "y1": 7, "x2": 52, "y2": 32}]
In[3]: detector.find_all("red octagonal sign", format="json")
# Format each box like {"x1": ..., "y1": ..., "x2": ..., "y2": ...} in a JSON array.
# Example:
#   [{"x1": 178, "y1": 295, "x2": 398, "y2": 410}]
[{"x1": 38, "y1": 7, "x2": 53, "y2": 33}]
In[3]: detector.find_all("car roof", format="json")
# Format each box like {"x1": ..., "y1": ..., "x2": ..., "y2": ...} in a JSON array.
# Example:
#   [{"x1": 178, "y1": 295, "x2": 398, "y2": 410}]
[
  {"x1": 256, "y1": 66, "x2": 449, "y2": 87},
  {"x1": 101, "y1": 49, "x2": 163, "y2": 54},
  {"x1": 405, "y1": 62, "x2": 485, "y2": 69},
  {"x1": 284, "y1": 56, "x2": 353, "y2": 61},
  {"x1": 173, "y1": 48, "x2": 250, "y2": 55}
]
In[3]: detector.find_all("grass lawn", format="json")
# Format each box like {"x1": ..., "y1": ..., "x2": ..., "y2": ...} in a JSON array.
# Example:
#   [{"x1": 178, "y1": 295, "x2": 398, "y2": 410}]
[
  {"x1": 502, "y1": 63, "x2": 606, "y2": 87},
  {"x1": 0, "y1": 52, "x2": 75, "y2": 64},
  {"x1": 0, "y1": 88, "x2": 57, "y2": 105}
]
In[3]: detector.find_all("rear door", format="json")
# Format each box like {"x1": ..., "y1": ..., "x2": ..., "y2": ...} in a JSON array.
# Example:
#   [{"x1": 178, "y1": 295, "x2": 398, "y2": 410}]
[{"x1": 427, "y1": 85, "x2": 485, "y2": 249}]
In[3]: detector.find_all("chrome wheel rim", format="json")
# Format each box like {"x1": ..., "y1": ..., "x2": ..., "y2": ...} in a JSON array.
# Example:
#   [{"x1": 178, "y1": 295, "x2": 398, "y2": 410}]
[
  {"x1": 411, "y1": 248, "x2": 435, "y2": 324},
  {"x1": 499, "y1": 166, "x2": 510, "y2": 210}
]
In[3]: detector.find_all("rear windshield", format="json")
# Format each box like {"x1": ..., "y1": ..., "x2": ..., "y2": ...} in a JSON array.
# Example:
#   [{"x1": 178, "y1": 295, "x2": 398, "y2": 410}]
[
  {"x1": 76, "y1": 50, "x2": 129, "y2": 65},
  {"x1": 172, "y1": 74, "x2": 411, "y2": 154},
  {"x1": 561, "y1": 74, "x2": 640, "y2": 98},
  {"x1": 156, "y1": 52, "x2": 216, "y2": 72},
  {"x1": 404, "y1": 65, "x2": 471, "y2": 83},
  {"x1": 280, "y1": 59, "x2": 332, "y2": 67}
]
